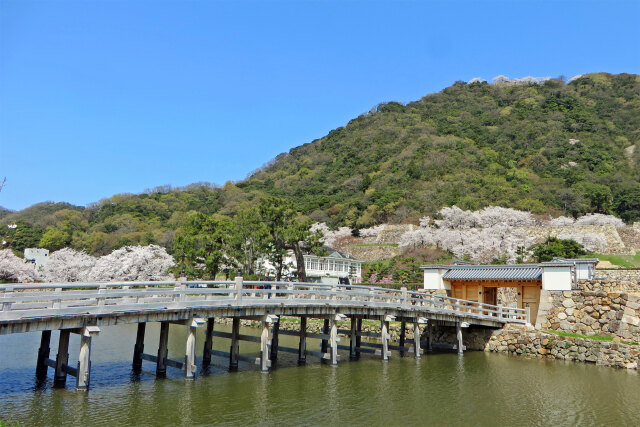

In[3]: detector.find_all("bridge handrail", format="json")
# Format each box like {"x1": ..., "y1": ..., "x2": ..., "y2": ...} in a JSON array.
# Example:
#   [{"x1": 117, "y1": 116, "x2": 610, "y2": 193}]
[{"x1": 0, "y1": 279, "x2": 528, "y2": 324}]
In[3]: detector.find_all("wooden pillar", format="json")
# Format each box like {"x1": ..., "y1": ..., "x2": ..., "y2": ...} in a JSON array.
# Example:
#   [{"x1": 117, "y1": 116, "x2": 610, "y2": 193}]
[
  {"x1": 329, "y1": 316, "x2": 338, "y2": 366},
  {"x1": 229, "y1": 318, "x2": 240, "y2": 371},
  {"x1": 53, "y1": 329, "x2": 70, "y2": 387},
  {"x1": 381, "y1": 318, "x2": 390, "y2": 362},
  {"x1": 321, "y1": 318, "x2": 329, "y2": 354},
  {"x1": 36, "y1": 330, "x2": 51, "y2": 381},
  {"x1": 399, "y1": 321, "x2": 406, "y2": 356},
  {"x1": 427, "y1": 321, "x2": 434, "y2": 352},
  {"x1": 413, "y1": 321, "x2": 421, "y2": 359},
  {"x1": 156, "y1": 321, "x2": 169, "y2": 378},
  {"x1": 456, "y1": 322, "x2": 464, "y2": 355},
  {"x1": 202, "y1": 318, "x2": 214, "y2": 369},
  {"x1": 349, "y1": 317, "x2": 357, "y2": 360},
  {"x1": 355, "y1": 318, "x2": 362, "y2": 358},
  {"x1": 270, "y1": 319, "x2": 280, "y2": 365},
  {"x1": 76, "y1": 326, "x2": 100, "y2": 390},
  {"x1": 298, "y1": 316, "x2": 307, "y2": 364},
  {"x1": 132, "y1": 322, "x2": 146, "y2": 372}
]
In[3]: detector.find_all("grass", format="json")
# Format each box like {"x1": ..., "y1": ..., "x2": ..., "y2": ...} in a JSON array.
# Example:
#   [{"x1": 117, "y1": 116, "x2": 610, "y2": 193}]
[
  {"x1": 546, "y1": 330, "x2": 640, "y2": 346},
  {"x1": 583, "y1": 252, "x2": 640, "y2": 268},
  {"x1": 349, "y1": 243, "x2": 399, "y2": 248}
]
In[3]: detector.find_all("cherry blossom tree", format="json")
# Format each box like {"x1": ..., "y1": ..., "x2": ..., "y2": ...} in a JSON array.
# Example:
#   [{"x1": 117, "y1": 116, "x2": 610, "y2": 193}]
[
  {"x1": 359, "y1": 224, "x2": 385, "y2": 238},
  {"x1": 0, "y1": 250, "x2": 38, "y2": 283},
  {"x1": 548, "y1": 216, "x2": 575, "y2": 226},
  {"x1": 574, "y1": 214, "x2": 625, "y2": 228},
  {"x1": 40, "y1": 248, "x2": 96, "y2": 283},
  {"x1": 310, "y1": 223, "x2": 352, "y2": 248},
  {"x1": 90, "y1": 245, "x2": 174, "y2": 282}
]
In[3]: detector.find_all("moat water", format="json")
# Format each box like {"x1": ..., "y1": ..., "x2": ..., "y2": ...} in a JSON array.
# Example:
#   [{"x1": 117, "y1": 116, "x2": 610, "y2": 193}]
[{"x1": 0, "y1": 323, "x2": 638, "y2": 426}]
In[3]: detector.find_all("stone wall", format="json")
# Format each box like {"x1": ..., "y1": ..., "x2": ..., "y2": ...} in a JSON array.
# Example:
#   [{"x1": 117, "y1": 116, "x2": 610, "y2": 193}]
[
  {"x1": 539, "y1": 290, "x2": 640, "y2": 343},
  {"x1": 487, "y1": 326, "x2": 640, "y2": 369},
  {"x1": 593, "y1": 270, "x2": 640, "y2": 284}
]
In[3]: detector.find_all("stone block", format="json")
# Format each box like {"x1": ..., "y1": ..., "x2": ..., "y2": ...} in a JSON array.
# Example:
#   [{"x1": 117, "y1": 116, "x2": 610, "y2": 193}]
[{"x1": 563, "y1": 299, "x2": 576, "y2": 308}]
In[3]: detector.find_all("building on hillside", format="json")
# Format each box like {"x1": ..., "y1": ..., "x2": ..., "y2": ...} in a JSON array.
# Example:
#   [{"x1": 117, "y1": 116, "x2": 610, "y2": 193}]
[
  {"x1": 260, "y1": 247, "x2": 363, "y2": 285},
  {"x1": 24, "y1": 248, "x2": 50, "y2": 269},
  {"x1": 421, "y1": 258, "x2": 599, "y2": 325}
]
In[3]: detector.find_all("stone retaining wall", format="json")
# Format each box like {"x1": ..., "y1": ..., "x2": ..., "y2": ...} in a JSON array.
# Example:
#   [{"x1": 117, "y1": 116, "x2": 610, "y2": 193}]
[
  {"x1": 592, "y1": 270, "x2": 640, "y2": 284},
  {"x1": 487, "y1": 326, "x2": 640, "y2": 369},
  {"x1": 539, "y1": 290, "x2": 640, "y2": 343}
]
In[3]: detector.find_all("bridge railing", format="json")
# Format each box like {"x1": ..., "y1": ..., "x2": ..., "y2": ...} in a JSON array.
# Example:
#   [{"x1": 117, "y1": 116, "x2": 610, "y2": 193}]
[{"x1": 0, "y1": 280, "x2": 528, "y2": 324}]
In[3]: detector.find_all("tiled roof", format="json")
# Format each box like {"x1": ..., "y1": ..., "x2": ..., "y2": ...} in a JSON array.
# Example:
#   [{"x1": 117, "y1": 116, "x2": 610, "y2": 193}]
[{"x1": 442, "y1": 265, "x2": 542, "y2": 280}]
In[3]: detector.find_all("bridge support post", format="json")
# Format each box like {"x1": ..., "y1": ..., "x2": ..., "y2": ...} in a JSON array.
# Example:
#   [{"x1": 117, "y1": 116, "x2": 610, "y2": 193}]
[
  {"x1": 229, "y1": 318, "x2": 240, "y2": 371},
  {"x1": 270, "y1": 318, "x2": 280, "y2": 366},
  {"x1": 381, "y1": 317, "x2": 390, "y2": 362},
  {"x1": 53, "y1": 329, "x2": 70, "y2": 387},
  {"x1": 456, "y1": 322, "x2": 464, "y2": 355},
  {"x1": 427, "y1": 321, "x2": 434, "y2": 352},
  {"x1": 321, "y1": 319, "x2": 329, "y2": 354},
  {"x1": 399, "y1": 321, "x2": 406, "y2": 356},
  {"x1": 413, "y1": 321, "x2": 422, "y2": 359},
  {"x1": 356, "y1": 318, "x2": 362, "y2": 358},
  {"x1": 298, "y1": 316, "x2": 307, "y2": 364},
  {"x1": 132, "y1": 322, "x2": 146, "y2": 373},
  {"x1": 260, "y1": 315, "x2": 277, "y2": 373},
  {"x1": 349, "y1": 317, "x2": 357, "y2": 360},
  {"x1": 156, "y1": 321, "x2": 169, "y2": 378},
  {"x1": 76, "y1": 326, "x2": 100, "y2": 390},
  {"x1": 184, "y1": 318, "x2": 204, "y2": 380},
  {"x1": 36, "y1": 330, "x2": 51, "y2": 381},
  {"x1": 329, "y1": 315, "x2": 339, "y2": 366},
  {"x1": 202, "y1": 318, "x2": 214, "y2": 369}
]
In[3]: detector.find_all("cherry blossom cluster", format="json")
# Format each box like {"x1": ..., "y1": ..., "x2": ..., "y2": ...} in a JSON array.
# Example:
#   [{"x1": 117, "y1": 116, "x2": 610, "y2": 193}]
[
  {"x1": 1, "y1": 245, "x2": 175, "y2": 283},
  {"x1": 0, "y1": 250, "x2": 38, "y2": 283}
]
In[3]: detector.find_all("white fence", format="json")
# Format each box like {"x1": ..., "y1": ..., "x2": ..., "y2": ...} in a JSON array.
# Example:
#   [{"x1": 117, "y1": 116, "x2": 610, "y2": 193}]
[{"x1": 0, "y1": 279, "x2": 528, "y2": 324}]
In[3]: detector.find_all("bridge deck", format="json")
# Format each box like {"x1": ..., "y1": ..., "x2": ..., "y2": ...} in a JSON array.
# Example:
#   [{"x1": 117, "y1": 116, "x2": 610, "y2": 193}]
[{"x1": 0, "y1": 280, "x2": 528, "y2": 334}]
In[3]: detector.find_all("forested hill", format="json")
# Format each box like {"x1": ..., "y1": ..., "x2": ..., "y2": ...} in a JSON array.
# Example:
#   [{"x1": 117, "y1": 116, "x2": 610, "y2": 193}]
[
  {"x1": 2, "y1": 72, "x2": 639, "y2": 256},
  {"x1": 242, "y1": 73, "x2": 640, "y2": 226}
]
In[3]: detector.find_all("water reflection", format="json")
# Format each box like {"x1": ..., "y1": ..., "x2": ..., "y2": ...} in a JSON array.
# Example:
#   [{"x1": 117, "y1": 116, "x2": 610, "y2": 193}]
[{"x1": 2, "y1": 325, "x2": 640, "y2": 426}]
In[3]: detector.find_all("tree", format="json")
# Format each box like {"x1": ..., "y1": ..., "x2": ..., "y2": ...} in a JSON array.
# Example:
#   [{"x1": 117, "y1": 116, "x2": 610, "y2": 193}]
[
  {"x1": 90, "y1": 245, "x2": 174, "y2": 281},
  {"x1": 172, "y1": 213, "x2": 234, "y2": 280},
  {"x1": 259, "y1": 197, "x2": 325, "y2": 281},
  {"x1": 0, "y1": 249, "x2": 37, "y2": 282},
  {"x1": 531, "y1": 237, "x2": 586, "y2": 262},
  {"x1": 614, "y1": 186, "x2": 640, "y2": 223},
  {"x1": 39, "y1": 227, "x2": 71, "y2": 251},
  {"x1": 229, "y1": 207, "x2": 267, "y2": 278},
  {"x1": 40, "y1": 248, "x2": 96, "y2": 282}
]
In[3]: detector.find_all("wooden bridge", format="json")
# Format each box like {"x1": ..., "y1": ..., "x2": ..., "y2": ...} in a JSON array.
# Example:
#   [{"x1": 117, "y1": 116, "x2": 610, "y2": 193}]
[{"x1": 0, "y1": 278, "x2": 528, "y2": 390}]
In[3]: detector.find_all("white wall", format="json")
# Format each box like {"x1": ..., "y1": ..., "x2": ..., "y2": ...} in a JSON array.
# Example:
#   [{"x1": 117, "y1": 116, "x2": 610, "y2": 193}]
[
  {"x1": 423, "y1": 269, "x2": 450, "y2": 290},
  {"x1": 575, "y1": 264, "x2": 593, "y2": 280},
  {"x1": 542, "y1": 266, "x2": 572, "y2": 291}
]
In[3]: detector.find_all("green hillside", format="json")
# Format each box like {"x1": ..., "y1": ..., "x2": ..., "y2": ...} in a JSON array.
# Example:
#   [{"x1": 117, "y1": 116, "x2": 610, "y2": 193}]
[
  {"x1": 1, "y1": 72, "x2": 639, "y2": 256},
  {"x1": 242, "y1": 73, "x2": 640, "y2": 226}
]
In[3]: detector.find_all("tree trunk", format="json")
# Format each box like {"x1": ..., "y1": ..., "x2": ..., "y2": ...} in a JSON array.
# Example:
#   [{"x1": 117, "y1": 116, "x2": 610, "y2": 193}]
[{"x1": 293, "y1": 242, "x2": 306, "y2": 282}]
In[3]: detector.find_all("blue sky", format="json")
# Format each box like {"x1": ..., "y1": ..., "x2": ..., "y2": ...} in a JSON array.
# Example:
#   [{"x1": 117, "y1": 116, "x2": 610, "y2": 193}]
[{"x1": 1, "y1": 0, "x2": 639, "y2": 211}]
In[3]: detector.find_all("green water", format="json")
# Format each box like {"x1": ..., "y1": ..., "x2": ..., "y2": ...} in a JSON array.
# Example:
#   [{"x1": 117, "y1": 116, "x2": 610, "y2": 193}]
[{"x1": 0, "y1": 323, "x2": 638, "y2": 426}]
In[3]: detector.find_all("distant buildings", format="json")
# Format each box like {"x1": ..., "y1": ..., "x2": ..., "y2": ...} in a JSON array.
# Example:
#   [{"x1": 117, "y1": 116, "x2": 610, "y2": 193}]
[
  {"x1": 260, "y1": 247, "x2": 363, "y2": 284},
  {"x1": 23, "y1": 248, "x2": 50, "y2": 269}
]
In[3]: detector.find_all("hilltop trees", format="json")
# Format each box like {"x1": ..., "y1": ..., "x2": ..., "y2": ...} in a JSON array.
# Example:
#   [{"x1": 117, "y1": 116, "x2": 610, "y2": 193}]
[{"x1": 1, "y1": 73, "x2": 639, "y2": 257}]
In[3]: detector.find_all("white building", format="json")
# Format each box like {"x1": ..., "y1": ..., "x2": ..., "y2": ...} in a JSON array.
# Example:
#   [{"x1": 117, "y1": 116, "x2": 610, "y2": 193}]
[
  {"x1": 260, "y1": 247, "x2": 363, "y2": 285},
  {"x1": 24, "y1": 248, "x2": 50, "y2": 269},
  {"x1": 420, "y1": 258, "x2": 599, "y2": 325}
]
